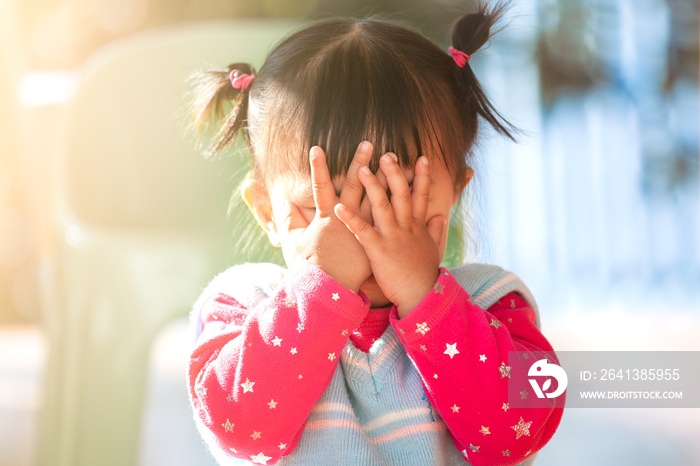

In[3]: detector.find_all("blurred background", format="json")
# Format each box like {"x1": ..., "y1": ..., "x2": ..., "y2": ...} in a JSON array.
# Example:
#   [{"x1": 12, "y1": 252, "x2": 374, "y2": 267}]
[{"x1": 0, "y1": 0, "x2": 698, "y2": 465}]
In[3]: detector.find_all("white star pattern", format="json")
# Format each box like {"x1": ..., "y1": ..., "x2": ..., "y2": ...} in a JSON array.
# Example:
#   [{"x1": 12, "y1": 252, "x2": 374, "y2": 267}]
[
  {"x1": 278, "y1": 443, "x2": 287, "y2": 450},
  {"x1": 469, "y1": 444, "x2": 480, "y2": 452},
  {"x1": 521, "y1": 389, "x2": 529, "y2": 399},
  {"x1": 420, "y1": 344, "x2": 427, "y2": 351},
  {"x1": 341, "y1": 329, "x2": 348, "y2": 336},
  {"x1": 490, "y1": 318, "x2": 502, "y2": 329},
  {"x1": 267, "y1": 399, "x2": 277, "y2": 409},
  {"x1": 444, "y1": 343, "x2": 460, "y2": 359},
  {"x1": 222, "y1": 419, "x2": 234, "y2": 432},
  {"x1": 328, "y1": 353, "x2": 336, "y2": 361},
  {"x1": 502, "y1": 402, "x2": 510, "y2": 412},
  {"x1": 511, "y1": 417, "x2": 532, "y2": 439},
  {"x1": 433, "y1": 373, "x2": 438, "y2": 379},
  {"x1": 272, "y1": 336, "x2": 282, "y2": 347},
  {"x1": 499, "y1": 361, "x2": 511, "y2": 379},
  {"x1": 290, "y1": 347, "x2": 297, "y2": 355},
  {"x1": 451, "y1": 404, "x2": 460, "y2": 413},
  {"x1": 331, "y1": 293, "x2": 340, "y2": 301},
  {"x1": 415, "y1": 322, "x2": 430, "y2": 335},
  {"x1": 298, "y1": 374, "x2": 303, "y2": 379},
  {"x1": 296, "y1": 323, "x2": 304, "y2": 333},
  {"x1": 479, "y1": 354, "x2": 487, "y2": 362},
  {"x1": 250, "y1": 452, "x2": 272, "y2": 464},
  {"x1": 479, "y1": 425, "x2": 491, "y2": 435},
  {"x1": 230, "y1": 447, "x2": 238, "y2": 454},
  {"x1": 433, "y1": 282, "x2": 445, "y2": 294},
  {"x1": 250, "y1": 431, "x2": 261, "y2": 440},
  {"x1": 241, "y1": 378, "x2": 255, "y2": 393}
]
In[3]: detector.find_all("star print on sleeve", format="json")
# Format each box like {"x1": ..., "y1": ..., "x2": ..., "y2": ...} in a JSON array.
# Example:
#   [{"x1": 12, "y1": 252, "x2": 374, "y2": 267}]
[
  {"x1": 250, "y1": 452, "x2": 272, "y2": 464},
  {"x1": 189, "y1": 258, "x2": 371, "y2": 464},
  {"x1": 241, "y1": 378, "x2": 255, "y2": 393},
  {"x1": 415, "y1": 322, "x2": 430, "y2": 335},
  {"x1": 499, "y1": 361, "x2": 511, "y2": 379},
  {"x1": 511, "y1": 417, "x2": 532, "y2": 439},
  {"x1": 387, "y1": 268, "x2": 563, "y2": 466},
  {"x1": 444, "y1": 343, "x2": 459, "y2": 359},
  {"x1": 222, "y1": 419, "x2": 234, "y2": 432}
]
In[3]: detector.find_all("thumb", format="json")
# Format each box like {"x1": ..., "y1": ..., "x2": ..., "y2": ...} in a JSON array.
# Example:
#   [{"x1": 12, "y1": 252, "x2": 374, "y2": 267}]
[{"x1": 426, "y1": 215, "x2": 447, "y2": 246}]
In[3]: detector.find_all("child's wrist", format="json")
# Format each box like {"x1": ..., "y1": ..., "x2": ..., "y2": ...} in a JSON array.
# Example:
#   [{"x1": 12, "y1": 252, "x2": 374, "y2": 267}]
[
  {"x1": 395, "y1": 269, "x2": 440, "y2": 318},
  {"x1": 304, "y1": 255, "x2": 364, "y2": 293}
]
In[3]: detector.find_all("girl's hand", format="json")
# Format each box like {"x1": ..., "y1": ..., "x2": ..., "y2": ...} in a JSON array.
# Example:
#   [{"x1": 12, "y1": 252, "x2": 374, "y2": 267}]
[
  {"x1": 289, "y1": 143, "x2": 373, "y2": 293},
  {"x1": 335, "y1": 154, "x2": 446, "y2": 317}
]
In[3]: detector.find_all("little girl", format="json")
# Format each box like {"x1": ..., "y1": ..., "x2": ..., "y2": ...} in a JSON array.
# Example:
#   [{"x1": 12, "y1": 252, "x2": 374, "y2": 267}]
[{"x1": 188, "y1": 2, "x2": 563, "y2": 465}]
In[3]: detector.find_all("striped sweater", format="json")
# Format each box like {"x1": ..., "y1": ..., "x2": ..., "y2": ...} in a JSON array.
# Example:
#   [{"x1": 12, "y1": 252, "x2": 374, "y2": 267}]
[{"x1": 188, "y1": 259, "x2": 563, "y2": 465}]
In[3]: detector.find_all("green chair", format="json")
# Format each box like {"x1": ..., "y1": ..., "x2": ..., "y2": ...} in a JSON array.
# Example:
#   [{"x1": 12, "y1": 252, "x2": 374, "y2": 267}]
[{"x1": 38, "y1": 19, "x2": 297, "y2": 466}]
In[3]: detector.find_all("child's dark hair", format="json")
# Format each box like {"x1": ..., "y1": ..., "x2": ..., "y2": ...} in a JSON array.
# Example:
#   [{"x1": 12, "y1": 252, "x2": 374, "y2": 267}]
[{"x1": 192, "y1": 0, "x2": 515, "y2": 190}]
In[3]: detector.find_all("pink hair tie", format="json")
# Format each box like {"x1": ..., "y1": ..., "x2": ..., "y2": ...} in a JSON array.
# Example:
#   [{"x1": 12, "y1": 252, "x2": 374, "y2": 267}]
[
  {"x1": 449, "y1": 47, "x2": 472, "y2": 68},
  {"x1": 229, "y1": 69, "x2": 255, "y2": 91}
]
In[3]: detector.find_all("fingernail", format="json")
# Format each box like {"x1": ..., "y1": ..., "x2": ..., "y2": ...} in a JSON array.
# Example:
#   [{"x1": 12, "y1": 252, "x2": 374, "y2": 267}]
[
  {"x1": 360, "y1": 141, "x2": 371, "y2": 152},
  {"x1": 361, "y1": 166, "x2": 371, "y2": 175},
  {"x1": 383, "y1": 153, "x2": 397, "y2": 163},
  {"x1": 422, "y1": 156, "x2": 429, "y2": 166}
]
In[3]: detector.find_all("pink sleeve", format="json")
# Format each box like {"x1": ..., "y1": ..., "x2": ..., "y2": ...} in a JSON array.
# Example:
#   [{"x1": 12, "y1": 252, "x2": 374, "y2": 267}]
[
  {"x1": 389, "y1": 268, "x2": 564, "y2": 466},
  {"x1": 188, "y1": 259, "x2": 369, "y2": 464}
]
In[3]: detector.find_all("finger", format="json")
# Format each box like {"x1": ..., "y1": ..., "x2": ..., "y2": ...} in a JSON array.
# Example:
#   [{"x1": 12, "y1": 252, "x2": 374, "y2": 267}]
[
  {"x1": 374, "y1": 161, "x2": 389, "y2": 193},
  {"x1": 282, "y1": 200, "x2": 310, "y2": 231},
  {"x1": 340, "y1": 141, "x2": 373, "y2": 208},
  {"x1": 426, "y1": 215, "x2": 447, "y2": 247},
  {"x1": 380, "y1": 153, "x2": 412, "y2": 226},
  {"x1": 411, "y1": 156, "x2": 431, "y2": 222},
  {"x1": 358, "y1": 165, "x2": 396, "y2": 228},
  {"x1": 309, "y1": 146, "x2": 337, "y2": 215},
  {"x1": 335, "y1": 203, "x2": 379, "y2": 245}
]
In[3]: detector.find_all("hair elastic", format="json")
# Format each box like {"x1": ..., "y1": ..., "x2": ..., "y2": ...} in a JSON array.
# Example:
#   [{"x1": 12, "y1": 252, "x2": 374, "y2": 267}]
[
  {"x1": 229, "y1": 69, "x2": 255, "y2": 91},
  {"x1": 449, "y1": 47, "x2": 472, "y2": 68}
]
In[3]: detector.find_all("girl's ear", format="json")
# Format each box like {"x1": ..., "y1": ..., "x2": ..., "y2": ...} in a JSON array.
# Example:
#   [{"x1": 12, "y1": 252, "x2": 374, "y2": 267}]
[
  {"x1": 241, "y1": 177, "x2": 281, "y2": 247},
  {"x1": 453, "y1": 167, "x2": 474, "y2": 205}
]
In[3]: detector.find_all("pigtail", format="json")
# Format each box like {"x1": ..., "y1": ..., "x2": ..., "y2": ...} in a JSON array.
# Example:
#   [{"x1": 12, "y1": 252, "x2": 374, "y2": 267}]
[
  {"x1": 190, "y1": 62, "x2": 256, "y2": 157},
  {"x1": 451, "y1": 1, "x2": 517, "y2": 141}
]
